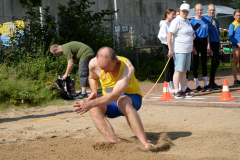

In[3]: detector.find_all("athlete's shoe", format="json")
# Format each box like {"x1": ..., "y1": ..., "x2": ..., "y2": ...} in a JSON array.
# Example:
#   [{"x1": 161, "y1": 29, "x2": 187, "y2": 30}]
[
  {"x1": 209, "y1": 82, "x2": 221, "y2": 90},
  {"x1": 233, "y1": 80, "x2": 240, "y2": 86},
  {"x1": 204, "y1": 85, "x2": 211, "y2": 91},
  {"x1": 74, "y1": 93, "x2": 88, "y2": 99},
  {"x1": 196, "y1": 86, "x2": 205, "y2": 92},
  {"x1": 169, "y1": 87, "x2": 175, "y2": 94},
  {"x1": 186, "y1": 87, "x2": 194, "y2": 94},
  {"x1": 174, "y1": 91, "x2": 185, "y2": 99},
  {"x1": 183, "y1": 90, "x2": 194, "y2": 98}
]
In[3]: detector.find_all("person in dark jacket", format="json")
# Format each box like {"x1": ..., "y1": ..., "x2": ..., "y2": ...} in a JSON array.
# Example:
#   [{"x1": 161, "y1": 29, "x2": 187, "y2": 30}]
[
  {"x1": 202, "y1": 4, "x2": 222, "y2": 90},
  {"x1": 229, "y1": 9, "x2": 240, "y2": 85}
]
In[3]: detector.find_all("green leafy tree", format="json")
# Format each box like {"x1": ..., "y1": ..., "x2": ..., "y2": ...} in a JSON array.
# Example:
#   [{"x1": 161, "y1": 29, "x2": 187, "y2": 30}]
[
  {"x1": 11, "y1": 4, "x2": 56, "y2": 55},
  {"x1": 9, "y1": 0, "x2": 115, "y2": 58},
  {"x1": 19, "y1": 0, "x2": 42, "y2": 7},
  {"x1": 57, "y1": 0, "x2": 114, "y2": 52},
  {"x1": 232, "y1": 1, "x2": 240, "y2": 6}
]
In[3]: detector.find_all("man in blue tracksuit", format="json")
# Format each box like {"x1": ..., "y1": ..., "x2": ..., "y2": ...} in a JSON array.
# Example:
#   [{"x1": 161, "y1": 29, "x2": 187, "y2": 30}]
[{"x1": 202, "y1": 4, "x2": 221, "y2": 90}]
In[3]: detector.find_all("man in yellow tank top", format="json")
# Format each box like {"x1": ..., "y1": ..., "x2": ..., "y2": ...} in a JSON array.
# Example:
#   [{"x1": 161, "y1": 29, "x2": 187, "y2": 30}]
[{"x1": 73, "y1": 47, "x2": 152, "y2": 148}]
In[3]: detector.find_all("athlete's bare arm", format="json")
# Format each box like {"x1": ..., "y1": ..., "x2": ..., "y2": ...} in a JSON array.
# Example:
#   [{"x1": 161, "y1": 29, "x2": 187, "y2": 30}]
[
  {"x1": 73, "y1": 58, "x2": 135, "y2": 115},
  {"x1": 63, "y1": 58, "x2": 74, "y2": 79},
  {"x1": 86, "y1": 57, "x2": 101, "y2": 101}
]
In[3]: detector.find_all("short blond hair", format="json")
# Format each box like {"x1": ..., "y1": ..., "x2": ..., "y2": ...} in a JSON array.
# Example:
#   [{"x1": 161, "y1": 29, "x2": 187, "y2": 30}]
[
  {"x1": 195, "y1": 4, "x2": 202, "y2": 11},
  {"x1": 207, "y1": 4, "x2": 215, "y2": 10}
]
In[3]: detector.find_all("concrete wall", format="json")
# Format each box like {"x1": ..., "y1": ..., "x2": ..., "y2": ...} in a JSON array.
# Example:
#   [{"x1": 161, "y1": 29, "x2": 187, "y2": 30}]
[
  {"x1": 0, "y1": 0, "x2": 69, "y2": 24},
  {"x1": 0, "y1": 0, "x2": 233, "y2": 33},
  {"x1": 0, "y1": 0, "x2": 26, "y2": 24}
]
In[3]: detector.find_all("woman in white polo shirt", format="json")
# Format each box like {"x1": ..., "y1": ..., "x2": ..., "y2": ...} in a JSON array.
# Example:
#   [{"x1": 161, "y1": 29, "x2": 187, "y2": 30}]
[{"x1": 167, "y1": 3, "x2": 196, "y2": 99}]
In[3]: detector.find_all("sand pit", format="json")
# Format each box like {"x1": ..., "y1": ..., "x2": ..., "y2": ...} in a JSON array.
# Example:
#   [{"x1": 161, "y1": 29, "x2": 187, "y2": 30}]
[{"x1": 1, "y1": 102, "x2": 240, "y2": 160}]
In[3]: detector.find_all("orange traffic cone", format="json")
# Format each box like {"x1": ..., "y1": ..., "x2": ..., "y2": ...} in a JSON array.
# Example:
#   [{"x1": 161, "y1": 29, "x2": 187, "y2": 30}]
[
  {"x1": 158, "y1": 81, "x2": 174, "y2": 101},
  {"x1": 217, "y1": 79, "x2": 236, "y2": 101}
]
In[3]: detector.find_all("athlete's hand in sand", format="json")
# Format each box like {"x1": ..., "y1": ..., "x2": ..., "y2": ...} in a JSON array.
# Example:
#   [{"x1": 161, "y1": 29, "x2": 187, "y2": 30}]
[
  {"x1": 73, "y1": 101, "x2": 91, "y2": 115},
  {"x1": 87, "y1": 92, "x2": 97, "y2": 101}
]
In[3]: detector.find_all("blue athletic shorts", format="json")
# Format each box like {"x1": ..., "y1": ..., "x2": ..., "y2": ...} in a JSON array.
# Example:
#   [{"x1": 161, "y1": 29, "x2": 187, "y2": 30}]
[
  {"x1": 105, "y1": 93, "x2": 142, "y2": 118},
  {"x1": 173, "y1": 53, "x2": 191, "y2": 72}
]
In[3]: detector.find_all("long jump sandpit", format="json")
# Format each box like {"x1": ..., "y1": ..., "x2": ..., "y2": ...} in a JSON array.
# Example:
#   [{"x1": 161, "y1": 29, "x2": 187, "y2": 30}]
[
  {"x1": 0, "y1": 103, "x2": 239, "y2": 160},
  {"x1": 1, "y1": 72, "x2": 240, "y2": 159}
]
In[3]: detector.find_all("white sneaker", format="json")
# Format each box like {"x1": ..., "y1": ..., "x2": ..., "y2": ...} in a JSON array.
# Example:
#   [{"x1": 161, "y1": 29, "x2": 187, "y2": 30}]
[{"x1": 169, "y1": 87, "x2": 175, "y2": 93}]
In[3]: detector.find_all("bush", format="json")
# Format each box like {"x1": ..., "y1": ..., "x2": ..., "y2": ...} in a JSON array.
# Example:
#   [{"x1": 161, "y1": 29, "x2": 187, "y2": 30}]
[
  {"x1": 117, "y1": 46, "x2": 165, "y2": 79},
  {"x1": 0, "y1": 64, "x2": 58, "y2": 107},
  {"x1": 57, "y1": 0, "x2": 114, "y2": 53},
  {"x1": 0, "y1": 78, "x2": 59, "y2": 106}
]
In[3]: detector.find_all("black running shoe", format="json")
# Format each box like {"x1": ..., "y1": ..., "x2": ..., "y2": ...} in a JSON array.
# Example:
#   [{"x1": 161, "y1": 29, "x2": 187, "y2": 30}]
[
  {"x1": 208, "y1": 82, "x2": 221, "y2": 90},
  {"x1": 74, "y1": 93, "x2": 88, "y2": 99},
  {"x1": 204, "y1": 85, "x2": 211, "y2": 91},
  {"x1": 233, "y1": 80, "x2": 240, "y2": 86},
  {"x1": 196, "y1": 86, "x2": 205, "y2": 92},
  {"x1": 213, "y1": 82, "x2": 221, "y2": 89},
  {"x1": 186, "y1": 87, "x2": 194, "y2": 94}
]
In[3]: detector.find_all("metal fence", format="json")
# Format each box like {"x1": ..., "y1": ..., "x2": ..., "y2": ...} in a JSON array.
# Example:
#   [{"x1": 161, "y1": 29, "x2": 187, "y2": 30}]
[
  {"x1": 115, "y1": 16, "x2": 162, "y2": 47},
  {"x1": 0, "y1": 14, "x2": 163, "y2": 64}
]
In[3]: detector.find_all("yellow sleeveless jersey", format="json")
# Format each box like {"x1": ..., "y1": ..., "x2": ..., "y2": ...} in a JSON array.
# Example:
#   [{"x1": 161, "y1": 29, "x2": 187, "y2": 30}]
[{"x1": 99, "y1": 56, "x2": 143, "y2": 97}]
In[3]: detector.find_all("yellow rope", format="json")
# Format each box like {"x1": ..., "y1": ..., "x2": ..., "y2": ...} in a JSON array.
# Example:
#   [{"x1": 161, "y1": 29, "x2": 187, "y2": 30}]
[{"x1": 142, "y1": 57, "x2": 171, "y2": 100}]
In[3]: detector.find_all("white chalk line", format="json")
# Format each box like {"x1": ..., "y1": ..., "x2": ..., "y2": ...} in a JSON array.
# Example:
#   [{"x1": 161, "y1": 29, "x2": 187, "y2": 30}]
[
  {"x1": 143, "y1": 99, "x2": 240, "y2": 104},
  {"x1": 149, "y1": 97, "x2": 206, "y2": 100}
]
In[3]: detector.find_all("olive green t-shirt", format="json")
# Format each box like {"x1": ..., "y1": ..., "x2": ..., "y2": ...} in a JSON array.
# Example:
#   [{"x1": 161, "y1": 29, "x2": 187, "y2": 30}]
[{"x1": 61, "y1": 41, "x2": 94, "y2": 62}]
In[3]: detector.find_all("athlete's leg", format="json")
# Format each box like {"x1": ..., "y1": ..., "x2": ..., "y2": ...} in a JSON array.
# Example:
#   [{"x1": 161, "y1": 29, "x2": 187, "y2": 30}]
[
  {"x1": 117, "y1": 96, "x2": 148, "y2": 146},
  {"x1": 232, "y1": 48, "x2": 240, "y2": 81},
  {"x1": 209, "y1": 42, "x2": 220, "y2": 83},
  {"x1": 89, "y1": 106, "x2": 118, "y2": 142},
  {"x1": 180, "y1": 70, "x2": 187, "y2": 91},
  {"x1": 193, "y1": 39, "x2": 200, "y2": 81},
  {"x1": 163, "y1": 44, "x2": 171, "y2": 82}
]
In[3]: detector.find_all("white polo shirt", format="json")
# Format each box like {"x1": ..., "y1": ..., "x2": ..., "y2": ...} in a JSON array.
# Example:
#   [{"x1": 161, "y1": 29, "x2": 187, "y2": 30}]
[{"x1": 169, "y1": 15, "x2": 194, "y2": 53}]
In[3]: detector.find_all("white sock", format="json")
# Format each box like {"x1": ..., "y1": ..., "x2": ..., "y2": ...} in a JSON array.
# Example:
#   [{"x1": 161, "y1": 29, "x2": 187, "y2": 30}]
[
  {"x1": 182, "y1": 86, "x2": 187, "y2": 92},
  {"x1": 175, "y1": 89, "x2": 180, "y2": 93},
  {"x1": 194, "y1": 78, "x2": 199, "y2": 88},
  {"x1": 179, "y1": 83, "x2": 181, "y2": 90},
  {"x1": 167, "y1": 82, "x2": 171, "y2": 89},
  {"x1": 185, "y1": 79, "x2": 188, "y2": 88},
  {"x1": 170, "y1": 81, "x2": 174, "y2": 89},
  {"x1": 203, "y1": 77, "x2": 208, "y2": 86}
]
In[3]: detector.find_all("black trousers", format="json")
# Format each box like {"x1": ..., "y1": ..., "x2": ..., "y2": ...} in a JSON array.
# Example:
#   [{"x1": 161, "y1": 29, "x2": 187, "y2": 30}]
[
  {"x1": 163, "y1": 44, "x2": 174, "y2": 82},
  {"x1": 210, "y1": 42, "x2": 220, "y2": 83},
  {"x1": 193, "y1": 37, "x2": 208, "y2": 78}
]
